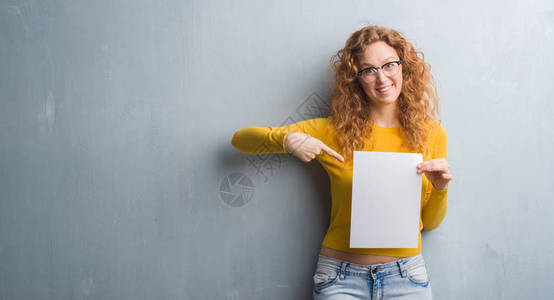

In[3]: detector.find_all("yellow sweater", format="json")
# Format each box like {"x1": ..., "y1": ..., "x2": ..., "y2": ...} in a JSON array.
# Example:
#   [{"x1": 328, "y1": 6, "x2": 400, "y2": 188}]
[{"x1": 231, "y1": 117, "x2": 448, "y2": 257}]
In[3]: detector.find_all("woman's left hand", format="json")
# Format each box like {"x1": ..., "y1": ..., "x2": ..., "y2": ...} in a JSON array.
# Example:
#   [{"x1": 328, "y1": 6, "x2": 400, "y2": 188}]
[{"x1": 417, "y1": 158, "x2": 452, "y2": 191}]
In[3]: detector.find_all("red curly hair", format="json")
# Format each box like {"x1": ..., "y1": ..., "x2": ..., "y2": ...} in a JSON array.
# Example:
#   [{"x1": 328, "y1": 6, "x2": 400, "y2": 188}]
[{"x1": 329, "y1": 26, "x2": 441, "y2": 161}]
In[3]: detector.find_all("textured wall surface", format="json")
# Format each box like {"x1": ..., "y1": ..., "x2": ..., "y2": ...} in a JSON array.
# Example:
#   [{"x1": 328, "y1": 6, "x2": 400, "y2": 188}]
[{"x1": 1, "y1": 1, "x2": 553, "y2": 299}]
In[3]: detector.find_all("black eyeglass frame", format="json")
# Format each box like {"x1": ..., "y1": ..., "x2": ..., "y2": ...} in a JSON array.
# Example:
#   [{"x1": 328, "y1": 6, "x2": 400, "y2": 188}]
[{"x1": 357, "y1": 59, "x2": 403, "y2": 78}]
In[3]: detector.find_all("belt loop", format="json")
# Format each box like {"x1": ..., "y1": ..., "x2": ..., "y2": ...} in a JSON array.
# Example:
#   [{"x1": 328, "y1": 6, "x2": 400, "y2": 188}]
[
  {"x1": 339, "y1": 262, "x2": 348, "y2": 280},
  {"x1": 397, "y1": 260, "x2": 407, "y2": 278}
]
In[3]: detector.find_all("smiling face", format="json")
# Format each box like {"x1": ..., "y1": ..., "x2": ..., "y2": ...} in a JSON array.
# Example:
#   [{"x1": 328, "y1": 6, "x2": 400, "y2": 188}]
[{"x1": 357, "y1": 41, "x2": 403, "y2": 108}]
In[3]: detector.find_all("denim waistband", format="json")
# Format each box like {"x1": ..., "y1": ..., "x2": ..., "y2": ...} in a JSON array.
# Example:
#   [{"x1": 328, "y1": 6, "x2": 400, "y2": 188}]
[{"x1": 316, "y1": 253, "x2": 425, "y2": 279}]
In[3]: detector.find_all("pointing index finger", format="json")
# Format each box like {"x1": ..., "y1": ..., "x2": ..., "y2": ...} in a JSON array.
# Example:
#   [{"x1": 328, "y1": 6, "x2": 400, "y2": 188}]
[{"x1": 320, "y1": 143, "x2": 344, "y2": 162}]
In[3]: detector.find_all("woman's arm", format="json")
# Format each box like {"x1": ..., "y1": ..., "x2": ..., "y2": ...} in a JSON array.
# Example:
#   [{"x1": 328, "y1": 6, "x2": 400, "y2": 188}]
[
  {"x1": 230, "y1": 118, "x2": 328, "y2": 155},
  {"x1": 421, "y1": 124, "x2": 450, "y2": 231}
]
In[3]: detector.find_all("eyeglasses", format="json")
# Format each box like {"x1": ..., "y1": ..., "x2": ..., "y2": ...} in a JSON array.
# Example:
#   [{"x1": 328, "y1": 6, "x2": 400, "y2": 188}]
[{"x1": 357, "y1": 60, "x2": 402, "y2": 83}]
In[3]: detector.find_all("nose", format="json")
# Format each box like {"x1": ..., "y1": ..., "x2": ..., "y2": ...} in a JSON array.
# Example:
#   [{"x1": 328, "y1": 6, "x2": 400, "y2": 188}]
[{"x1": 375, "y1": 69, "x2": 388, "y2": 83}]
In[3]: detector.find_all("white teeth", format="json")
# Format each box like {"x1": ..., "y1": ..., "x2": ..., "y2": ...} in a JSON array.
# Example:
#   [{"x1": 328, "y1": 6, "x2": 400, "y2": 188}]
[{"x1": 377, "y1": 85, "x2": 392, "y2": 92}]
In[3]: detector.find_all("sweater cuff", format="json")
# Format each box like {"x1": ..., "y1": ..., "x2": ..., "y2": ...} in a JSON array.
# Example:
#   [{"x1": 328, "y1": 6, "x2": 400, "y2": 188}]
[
  {"x1": 279, "y1": 131, "x2": 289, "y2": 153},
  {"x1": 431, "y1": 184, "x2": 448, "y2": 195}
]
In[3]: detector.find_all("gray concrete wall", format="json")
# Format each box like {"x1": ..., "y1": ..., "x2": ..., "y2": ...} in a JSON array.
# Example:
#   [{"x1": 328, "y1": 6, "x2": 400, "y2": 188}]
[{"x1": 1, "y1": 0, "x2": 553, "y2": 299}]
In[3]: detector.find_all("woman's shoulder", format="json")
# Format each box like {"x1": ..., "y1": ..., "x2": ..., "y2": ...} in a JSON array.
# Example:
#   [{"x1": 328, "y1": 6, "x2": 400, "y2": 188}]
[
  {"x1": 423, "y1": 119, "x2": 447, "y2": 140},
  {"x1": 424, "y1": 118, "x2": 446, "y2": 131},
  {"x1": 307, "y1": 117, "x2": 338, "y2": 141}
]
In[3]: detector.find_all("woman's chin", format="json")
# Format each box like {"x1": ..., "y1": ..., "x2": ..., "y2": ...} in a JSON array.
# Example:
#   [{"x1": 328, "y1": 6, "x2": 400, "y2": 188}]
[{"x1": 370, "y1": 96, "x2": 398, "y2": 107}]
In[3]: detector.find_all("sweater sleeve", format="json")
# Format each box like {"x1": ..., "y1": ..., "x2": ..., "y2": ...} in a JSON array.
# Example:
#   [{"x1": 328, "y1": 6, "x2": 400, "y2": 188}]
[
  {"x1": 230, "y1": 118, "x2": 328, "y2": 155},
  {"x1": 421, "y1": 123, "x2": 449, "y2": 231}
]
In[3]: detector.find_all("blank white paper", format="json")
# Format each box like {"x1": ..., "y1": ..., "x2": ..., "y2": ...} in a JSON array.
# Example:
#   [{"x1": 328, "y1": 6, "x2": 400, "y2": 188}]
[{"x1": 350, "y1": 151, "x2": 423, "y2": 248}]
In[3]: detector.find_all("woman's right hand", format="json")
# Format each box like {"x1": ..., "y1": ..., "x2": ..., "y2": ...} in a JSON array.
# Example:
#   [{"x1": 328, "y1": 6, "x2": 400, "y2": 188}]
[{"x1": 284, "y1": 132, "x2": 344, "y2": 163}]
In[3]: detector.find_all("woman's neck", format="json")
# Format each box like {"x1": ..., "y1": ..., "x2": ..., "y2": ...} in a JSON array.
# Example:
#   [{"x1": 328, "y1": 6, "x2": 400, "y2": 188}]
[{"x1": 370, "y1": 102, "x2": 400, "y2": 128}]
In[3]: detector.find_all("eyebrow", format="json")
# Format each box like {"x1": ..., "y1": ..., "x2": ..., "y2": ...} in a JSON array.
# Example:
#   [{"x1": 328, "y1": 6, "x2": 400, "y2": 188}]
[{"x1": 360, "y1": 56, "x2": 398, "y2": 67}]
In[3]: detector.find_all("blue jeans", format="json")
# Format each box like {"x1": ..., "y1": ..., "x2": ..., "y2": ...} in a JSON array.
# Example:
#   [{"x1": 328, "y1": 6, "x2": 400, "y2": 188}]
[{"x1": 312, "y1": 253, "x2": 432, "y2": 300}]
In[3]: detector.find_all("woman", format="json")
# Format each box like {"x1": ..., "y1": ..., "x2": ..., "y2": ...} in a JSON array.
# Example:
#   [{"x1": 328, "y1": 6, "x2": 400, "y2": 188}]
[{"x1": 231, "y1": 26, "x2": 451, "y2": 299}]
